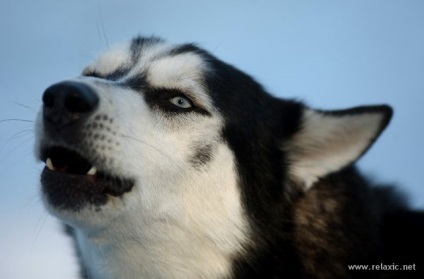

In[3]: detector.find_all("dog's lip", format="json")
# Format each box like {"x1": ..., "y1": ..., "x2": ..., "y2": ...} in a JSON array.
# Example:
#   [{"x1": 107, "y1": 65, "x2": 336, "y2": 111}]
[
  {"x1": 41, "y1": 165, "x2": 134, "y2": 194},
  {"x1": 41, "y1": 165, "x2": 100, "y2": 189}
]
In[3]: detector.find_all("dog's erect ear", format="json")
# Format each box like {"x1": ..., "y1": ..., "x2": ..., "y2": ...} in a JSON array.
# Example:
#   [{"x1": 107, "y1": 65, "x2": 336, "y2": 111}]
[{"x1": 287, "y1": 105, "x2": 392, "y2": 189}]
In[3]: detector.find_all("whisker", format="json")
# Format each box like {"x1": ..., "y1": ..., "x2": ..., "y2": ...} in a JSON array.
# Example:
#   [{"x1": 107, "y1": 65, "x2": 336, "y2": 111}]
[
  {"x1": 32, "y1": 212, "x2": 50, "y2": 249},
  {"x1": 2, "y1": 129, "x2": 33, "y2": 142},
  {"x1": 25, "y1": 194, "x2": 43, "y2": 209},
  {"x1": 0, "y1": 136, "x2": 34, "y2": 161},
  {"x1": 120, "y1": 134, "x2": 174, "y2": 162},
  {"x1": 0, "y1": 118, "x2": 34, "y2": 123},
  {"x1": 96, "y1": 0, "x2": 109, "y2": 49},
  {"x1": 0, "y1": 129, "x2": 33, "y2": 159},
  {"x1": 12, "y1": 101, "x2": 37, "y2": 112}
]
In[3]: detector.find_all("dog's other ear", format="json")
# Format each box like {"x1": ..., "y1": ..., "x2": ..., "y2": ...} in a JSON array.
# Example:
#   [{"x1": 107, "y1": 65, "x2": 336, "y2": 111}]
[{"x1": 287, "y1": 105, "x2": 392, "y2": 189}]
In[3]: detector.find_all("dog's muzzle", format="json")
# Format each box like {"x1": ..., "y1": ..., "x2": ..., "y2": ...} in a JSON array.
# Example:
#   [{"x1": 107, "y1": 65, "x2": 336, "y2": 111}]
[{"x1": 38, "y1": 81, "x2": 134, "y2": 211}]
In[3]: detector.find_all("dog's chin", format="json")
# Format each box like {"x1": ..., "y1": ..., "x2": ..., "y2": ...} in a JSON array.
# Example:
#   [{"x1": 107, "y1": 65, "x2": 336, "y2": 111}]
[{"x1": 39, "y1": 145, "x2": 135, "y2": 213}]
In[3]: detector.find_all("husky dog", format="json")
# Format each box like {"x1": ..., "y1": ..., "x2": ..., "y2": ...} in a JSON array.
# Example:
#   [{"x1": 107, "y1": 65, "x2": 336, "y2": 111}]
[{"x1": 35, "y1": 36, "x2": 423, "y2": 279}]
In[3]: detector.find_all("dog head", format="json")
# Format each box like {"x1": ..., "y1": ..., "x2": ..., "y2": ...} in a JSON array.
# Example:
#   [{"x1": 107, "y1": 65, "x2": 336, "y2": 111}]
[{"x1": 35, "y1": 36, "x2": 392, "y2": 276}]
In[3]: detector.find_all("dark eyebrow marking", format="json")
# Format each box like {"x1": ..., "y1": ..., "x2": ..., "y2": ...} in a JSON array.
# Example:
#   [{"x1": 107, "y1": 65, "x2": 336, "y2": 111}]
[
  {"x1": 168, "y1": 43, "x2": 202, "y2": 57},
  {"x1": 123, "y1": 72, "x2": 149, "y2": 91},
  {"x1": 82, "y1": 66, "x2": 132, "y2": 81},
  {"x1": 82, "y1": 36, "x2": 165, "y2": 81},
  {"x1": 130, "y1": 36, "x2": 165, "y2": 63}
]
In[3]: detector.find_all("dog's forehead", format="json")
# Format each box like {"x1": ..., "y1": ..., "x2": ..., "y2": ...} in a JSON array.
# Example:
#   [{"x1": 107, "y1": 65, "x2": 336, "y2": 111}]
[
  {"x1": 146, "y1": 50, "x2": 207, "y2": 90},
  {"x1": 83, "y1": 37, "x2": 208, "y2": 88}
]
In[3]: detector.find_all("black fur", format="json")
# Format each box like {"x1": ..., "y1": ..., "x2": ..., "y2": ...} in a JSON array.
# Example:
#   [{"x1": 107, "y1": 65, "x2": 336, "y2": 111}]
[
  {"x1": 200, "y1": 54, "x2": 305, "y2": 276},
  {"x1": 192, "y1": 45, "x2": 424, "y2": 278},
  {"x1": 48, "y1": 37, "x2": 424, "y2": 278},
  {"x1": 130, "y1": 36, "x2": 164, "y2": 63}
]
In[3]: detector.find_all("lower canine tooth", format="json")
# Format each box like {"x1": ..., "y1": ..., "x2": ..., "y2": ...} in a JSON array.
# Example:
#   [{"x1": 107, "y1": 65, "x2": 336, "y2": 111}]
[
  {"x1": 46, "y1": 158, "x2": 55, "y2": 171},
  {"x1": 87, "y1": 167, "x2": 97, "y2": 175}
]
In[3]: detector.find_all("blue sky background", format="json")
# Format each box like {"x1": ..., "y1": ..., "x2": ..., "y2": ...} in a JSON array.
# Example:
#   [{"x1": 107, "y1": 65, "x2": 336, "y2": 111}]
[{"x1": 1, "y1": 1, "x2": 423, "y2": 278}]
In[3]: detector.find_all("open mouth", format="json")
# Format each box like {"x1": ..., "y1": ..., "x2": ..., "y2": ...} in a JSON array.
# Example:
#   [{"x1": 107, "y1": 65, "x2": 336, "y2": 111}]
[
  {"x1": 40, "y1": 146, "x2": 134, "y2": 210},
  {"x1": 43, "y1": 146, "x2": 97, "y2": 175}
]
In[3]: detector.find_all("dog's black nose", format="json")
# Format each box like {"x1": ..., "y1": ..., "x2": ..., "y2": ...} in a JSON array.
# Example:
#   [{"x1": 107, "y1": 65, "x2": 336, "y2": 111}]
[{"x1": 42, "y1": 81, "x2": 99, "y2": 127}]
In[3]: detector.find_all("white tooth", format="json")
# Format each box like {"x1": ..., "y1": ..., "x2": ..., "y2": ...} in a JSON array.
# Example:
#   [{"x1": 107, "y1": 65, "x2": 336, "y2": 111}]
[
  {"x1": 87, "y1": 166, "x2": 97, "y2": 175},
  {"x1": 46, "y1": 158, "x2": 55, "y2": 171}
]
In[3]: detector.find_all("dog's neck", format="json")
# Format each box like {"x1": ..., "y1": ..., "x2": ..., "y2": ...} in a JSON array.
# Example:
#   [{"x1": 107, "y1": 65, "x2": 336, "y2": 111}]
[
  {"x1": 75, "y1": 145, "x2": 249, "y2": 279},
  {"x1": 75, "y1": 223, "x2": 234, "y2": 279}
]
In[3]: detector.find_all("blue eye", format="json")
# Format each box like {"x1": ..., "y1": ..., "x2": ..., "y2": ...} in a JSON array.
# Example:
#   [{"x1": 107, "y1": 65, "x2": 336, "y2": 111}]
[{"x1": 169, "y1": 96, "x2": 192, "y2": 109}]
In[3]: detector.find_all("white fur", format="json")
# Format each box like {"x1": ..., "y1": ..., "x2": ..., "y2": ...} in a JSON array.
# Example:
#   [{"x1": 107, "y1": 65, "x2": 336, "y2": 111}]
[
  {"x1": 288, "y1": 109, "x2": 384, "y2": 188},
  {"x1": 83, "y1": 42, "x2": 133, "y2": 77},
  {"x1": 147, "y1": 53, "x2": 206, "y2": 88},
  {"x1": 75, "y1": 144, "x2": 247, "y2": 279},
  {"x1": 37, "y1": 43, "x2": 249, "y2": 279}
]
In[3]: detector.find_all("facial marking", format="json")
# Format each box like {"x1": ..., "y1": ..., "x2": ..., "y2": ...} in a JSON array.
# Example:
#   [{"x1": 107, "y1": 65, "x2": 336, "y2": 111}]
[
  {"x1": 130, "y1": 36, "x2": 165, "y2": 64},
  {"x1": 190, "y1": 144, "x2": 214, "y2": 170}
]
